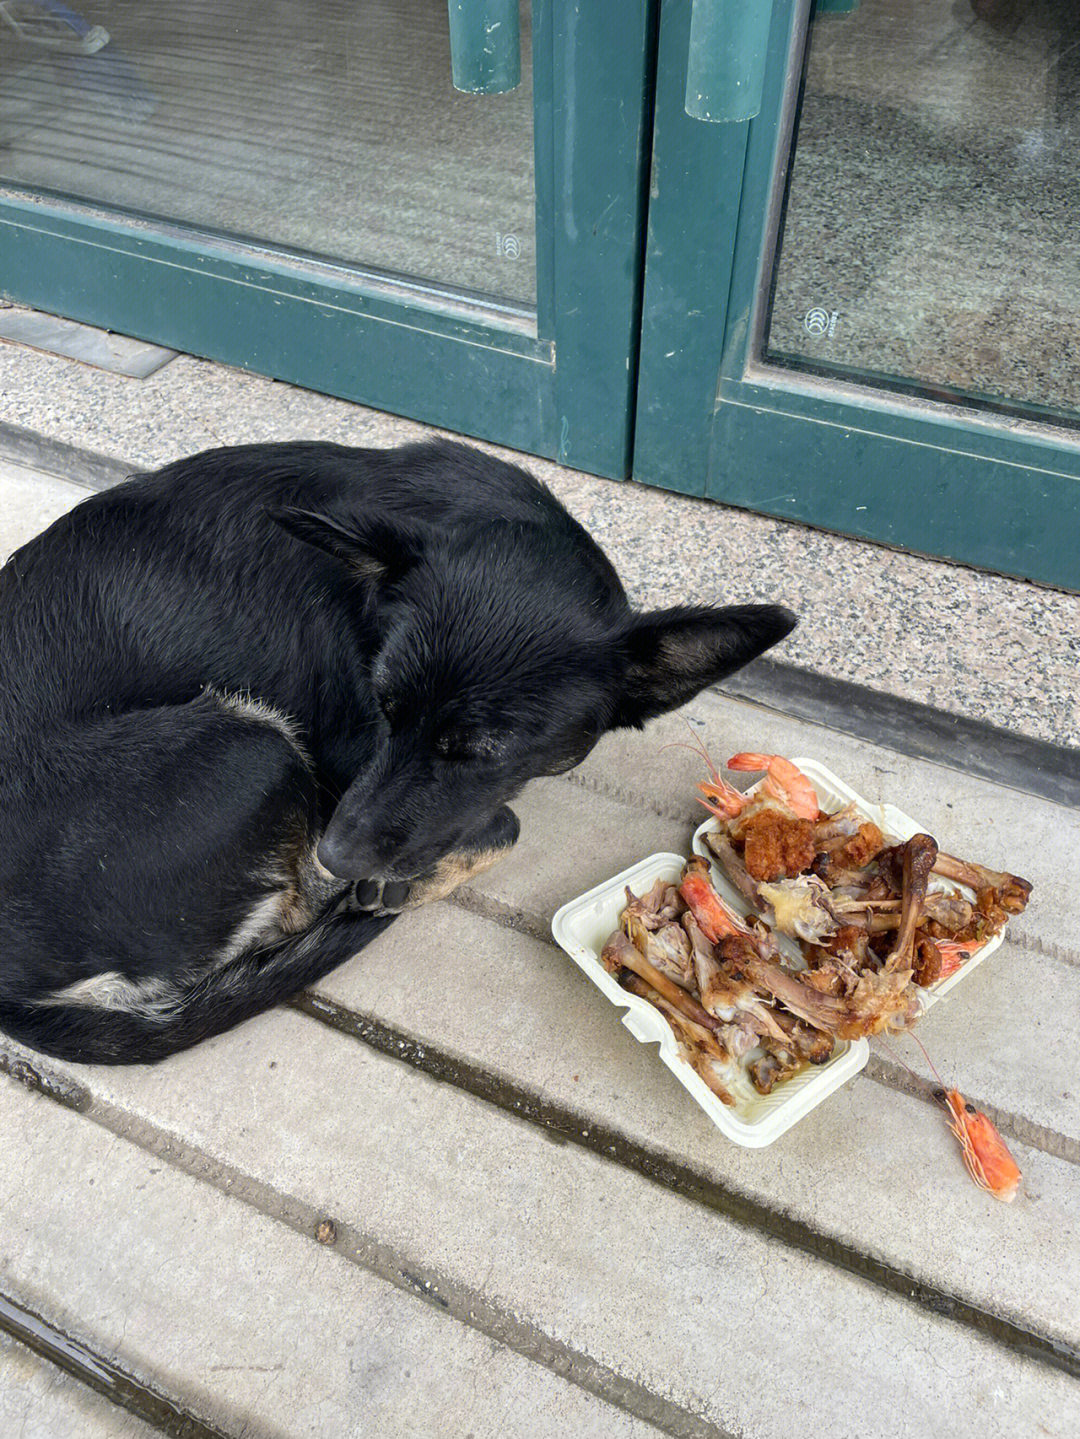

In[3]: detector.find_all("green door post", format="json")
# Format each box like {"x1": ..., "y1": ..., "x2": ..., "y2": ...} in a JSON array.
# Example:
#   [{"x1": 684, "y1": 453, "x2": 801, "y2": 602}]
[{"x1": 447, "y1": 0, "x2": 521, "y2": 93}]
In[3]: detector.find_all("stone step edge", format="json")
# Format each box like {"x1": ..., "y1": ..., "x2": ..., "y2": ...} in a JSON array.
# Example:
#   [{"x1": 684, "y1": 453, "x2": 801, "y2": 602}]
[
  {"x1": 449, "y1": 882, "x2": 1080, "y2": 1160},
  {"x1": 0, "y1": 1288, "x2": 231, "y2": 1439}
]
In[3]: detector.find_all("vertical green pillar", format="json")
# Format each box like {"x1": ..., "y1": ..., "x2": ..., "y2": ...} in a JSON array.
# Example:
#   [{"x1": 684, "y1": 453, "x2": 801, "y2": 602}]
[
  {"x1": 685, "y1": 0, "x2": 776, "y2": 122},
  {"x1": 447, "y1": 0, "x2": 521, "y2": 94}
]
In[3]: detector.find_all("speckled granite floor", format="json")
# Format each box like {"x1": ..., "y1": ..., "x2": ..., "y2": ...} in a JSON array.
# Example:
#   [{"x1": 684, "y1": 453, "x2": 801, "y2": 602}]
[{"x1": 1, "y1": 336, "x2": 1078, "y2": 750}]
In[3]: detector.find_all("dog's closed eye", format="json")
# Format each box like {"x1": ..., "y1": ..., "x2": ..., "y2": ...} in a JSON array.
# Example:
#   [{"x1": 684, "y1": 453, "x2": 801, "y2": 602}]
[
  {"x1": 434, "y1": 729, "x2": 504, "y2": 762},
  {"x1": 378, "y1": 692, "x2": 404, "y2": 726}
]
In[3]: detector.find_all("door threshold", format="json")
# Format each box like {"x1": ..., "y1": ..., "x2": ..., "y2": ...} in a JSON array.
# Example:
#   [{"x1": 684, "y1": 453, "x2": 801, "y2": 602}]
[{"x1": 0, "y1": 304, "x2": 178, "y2": 378}]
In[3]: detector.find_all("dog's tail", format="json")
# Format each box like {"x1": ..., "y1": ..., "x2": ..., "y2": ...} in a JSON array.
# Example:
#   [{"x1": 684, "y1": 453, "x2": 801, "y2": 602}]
[{"x1": 0, "y1": 911, "x2": 393, "y2": 1066}]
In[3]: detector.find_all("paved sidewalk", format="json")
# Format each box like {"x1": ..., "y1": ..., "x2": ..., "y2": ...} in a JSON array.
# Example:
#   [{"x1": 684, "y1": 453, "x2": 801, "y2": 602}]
[{"x1": 1, "y1": 456, "x2": 1078, "y2": 1437}]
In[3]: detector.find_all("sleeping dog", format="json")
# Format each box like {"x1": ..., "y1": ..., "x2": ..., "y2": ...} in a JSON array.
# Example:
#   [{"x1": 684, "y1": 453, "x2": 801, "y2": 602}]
[{"x1": 0, "y1": 439, "x2": 795, "y2": 1064}]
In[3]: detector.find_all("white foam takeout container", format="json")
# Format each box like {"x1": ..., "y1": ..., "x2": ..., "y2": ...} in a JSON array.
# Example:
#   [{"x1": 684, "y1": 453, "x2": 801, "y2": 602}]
[
  {"x1": 551, "y1": 757, "x2": 1006, "y2": 1150},
  {"x1": 551, "y1": 849, "x2": 868, "y2": 1150}
]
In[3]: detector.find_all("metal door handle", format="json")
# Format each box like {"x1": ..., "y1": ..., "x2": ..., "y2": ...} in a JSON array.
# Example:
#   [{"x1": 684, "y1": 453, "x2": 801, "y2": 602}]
[
  {"x1": 685, "y1": 0, "x2": 776, "y2": 123},
  {"x1": 447, "y1": 0, "x2": 521, "y2": 94}
]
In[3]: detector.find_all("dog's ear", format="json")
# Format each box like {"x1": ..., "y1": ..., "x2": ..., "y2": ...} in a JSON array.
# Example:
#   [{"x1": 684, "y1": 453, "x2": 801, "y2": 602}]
[
  {"x1": 269, "y1": 507, "x2": 428, "y2": 583},
  {"x1": 611, "y1": 603, "x2": 796, "y2": 729}
]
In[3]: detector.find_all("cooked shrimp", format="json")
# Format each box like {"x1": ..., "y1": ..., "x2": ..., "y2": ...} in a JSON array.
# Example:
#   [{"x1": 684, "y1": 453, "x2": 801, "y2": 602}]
[
  {"x1": 941, "y1": 1090, "x2": 1022, "y2": 1202},
  {"x1": 726, "y1": 753, "x2": 819, "y2": 820},
  {"x1": 661, "y1": 723, "x2": 749, "y2": 822},
  {"x1": 678, "y1": 859, "x2": 752, "y2": 944},
  {"x1": 932, "y1": 938, "x2": 979, "y2": 981},
  {"x1": 697, "y1": 771, "x2": 749, "y2": 822},
  {"x1": 900, "y1": 1032, "x2": 1023, "y2": 1202}
]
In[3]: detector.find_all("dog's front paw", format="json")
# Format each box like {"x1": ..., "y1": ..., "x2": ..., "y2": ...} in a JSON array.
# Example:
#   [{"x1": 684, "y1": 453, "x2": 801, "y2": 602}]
[{"x1": 343, "y1": 878, "x2": 411, "y2": 916}]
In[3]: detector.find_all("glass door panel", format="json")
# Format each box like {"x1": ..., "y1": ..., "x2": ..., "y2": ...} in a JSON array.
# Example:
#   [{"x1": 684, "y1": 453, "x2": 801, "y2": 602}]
[
  {"x1": 0, "y1": 0, "x2": 536, "y2": 304},
  {"x1": 766, "y1": 0, "x2": 1080, "y2": 424},
  {"x1": 0, "y1": 3, "x2": 657, "y2": 478},
  {"x1": 633, "y1": 0, "x2": 1080, "y2": 590}
]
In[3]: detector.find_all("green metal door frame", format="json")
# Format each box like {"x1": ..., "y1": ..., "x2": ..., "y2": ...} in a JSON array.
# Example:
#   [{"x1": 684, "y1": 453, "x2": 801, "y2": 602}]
[
  {"x1": 634, "y1": 0, "x2": 1080, "y2": 591},
  {"x1": 0, "y1": 2, "x2": 657, "y2": 482}
]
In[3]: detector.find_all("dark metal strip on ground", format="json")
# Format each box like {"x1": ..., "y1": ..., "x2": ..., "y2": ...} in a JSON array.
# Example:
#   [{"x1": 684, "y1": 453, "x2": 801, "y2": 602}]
[
  {"x1": 288, "y1": 991, "x2": 1080, "y2": 1383},
  {"x1": 0, "y1": 1051, "x2": 734, "y2": 1439},
  {"x1": 721, "y1": 658, "x2": 1080, "y2": 809},
  {"x1": 0, "y1": 1291, "x2": 231, "y2": 1439}
]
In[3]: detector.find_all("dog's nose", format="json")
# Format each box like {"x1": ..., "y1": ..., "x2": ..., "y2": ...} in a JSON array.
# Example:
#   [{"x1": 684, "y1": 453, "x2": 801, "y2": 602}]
[{"x1": 317, "y1": 832, "x2": 375, "y2": 880}]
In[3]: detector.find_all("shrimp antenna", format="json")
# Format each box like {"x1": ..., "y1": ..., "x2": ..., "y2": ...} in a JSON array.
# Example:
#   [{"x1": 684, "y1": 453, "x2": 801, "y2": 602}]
[
  {"x1": 906, "y1": 1028, "x2": 948, "y2": 1091},
  {"x1": 658, "y1": 717, "x2": 719, "y2": 777},
  {"x1": 880, "y1": 1030, "x2": 948, "y2": 1096},
  {"x1": 877, "y1": 1035, "x2": 920, "y2": 1084}
]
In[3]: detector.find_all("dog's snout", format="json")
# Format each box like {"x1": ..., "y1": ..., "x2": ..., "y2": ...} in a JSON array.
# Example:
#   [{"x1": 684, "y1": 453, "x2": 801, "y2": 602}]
[{"x1": 317, "y1": 831, "x2": 376, "y2": 880}]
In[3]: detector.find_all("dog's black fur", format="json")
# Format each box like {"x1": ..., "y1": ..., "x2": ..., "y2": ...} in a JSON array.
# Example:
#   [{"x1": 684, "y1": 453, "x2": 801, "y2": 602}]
[{"x1": 0, "y1": 439, "x2": 795, "y2": 1064}]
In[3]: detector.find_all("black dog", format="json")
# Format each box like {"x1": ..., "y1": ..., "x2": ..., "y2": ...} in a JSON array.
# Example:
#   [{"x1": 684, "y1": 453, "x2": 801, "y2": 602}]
[{"x1": 0, "y1": 439, "x2": 795, "y2": 1064}]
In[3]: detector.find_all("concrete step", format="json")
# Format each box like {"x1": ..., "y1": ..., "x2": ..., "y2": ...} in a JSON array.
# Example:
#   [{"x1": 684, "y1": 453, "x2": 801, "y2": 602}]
[
  {"x1": 447, "y1": 697, "x2": 1079, "y2": 1154},
  {"x1": 3, "y1": 1008, "x2": 1077, "y2": 1439},
  {"x1": 0, "y1": 460, "x2": 94, "y2": 561},
  {"x1": 0, "y1": 1082, "x2": 664, "y2": 1439},
  {"x1": 311, "y1": 901, "x2": 1080, "y2": 1355},
  {"x1": 3, "y1": 452, "x2": 1077, "y2": 1433}
]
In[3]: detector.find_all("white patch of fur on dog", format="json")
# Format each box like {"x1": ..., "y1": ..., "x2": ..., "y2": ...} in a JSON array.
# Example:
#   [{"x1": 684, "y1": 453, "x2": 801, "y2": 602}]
[
  {"x1": 38, "y1": 971, "x2": 178, "y2": 1016},
  {"x1": 214, "y1": 889, "x2": 289, "y2": 965},
  {"x1": 38, "y1": 889, "x2": 294, "y2": 1018}
]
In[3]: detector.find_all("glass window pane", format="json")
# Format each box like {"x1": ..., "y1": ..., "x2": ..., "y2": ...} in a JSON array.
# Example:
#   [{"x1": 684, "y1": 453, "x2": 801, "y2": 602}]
[
  {"x1": 765, "y1": 0, "x2": 1080, "y2": 423},
  {"x1": 0, "y1": 0, "x2": 536, "y2": 305}
]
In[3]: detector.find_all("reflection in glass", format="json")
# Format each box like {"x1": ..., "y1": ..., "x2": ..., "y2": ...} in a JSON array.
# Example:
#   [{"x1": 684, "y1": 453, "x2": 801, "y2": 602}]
[
  {"x1": 767, "y1": 0, "x2": 1080, "y2": 422},
  {"x1": 0, "y1": 0, "x2": 536, "y2": 304}
]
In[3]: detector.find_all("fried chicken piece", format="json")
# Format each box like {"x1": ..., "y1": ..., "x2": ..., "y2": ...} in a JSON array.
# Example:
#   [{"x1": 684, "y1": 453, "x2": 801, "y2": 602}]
[
  {"x1": 623, "y1": 912, "x2": 696, "y2": 991},
  {"x1": 748, "y1": 1048, "x2": 800, "y2": 1095},
  {"x1": 875, "y1": 845, "x2": 906, "y2": 894},
  {"x1": 740, "y1": 809, "x2": 817, "y2": 882},
  {"x1": 600, "y1": 929, "x2": 721, "y2": 1035},
  {"x1": 757, "y1": 874, "x2": 839, "y2": 942},
  {"x1": 770, "y1": 1007, "x2": 835, "y2": 1064},
  {"x1": 934, "y1": 853, "x2": 1032, "y2": 915},
  {"x1": 703, "y1": 830, "x2": 763, "y2": 909},
  {"x1": 885, "y1": 834, "x2": 939, "y2": 974},
  {"x1": 622, "y1": 879, "x2": 685, "y2": 931},
  {"x1": 684, "y1": 1046, "x2": 737, "y2": 1105},
  {"x1": 810, "y1": 852, "x2": 880, "y2": 889},
  {"x1": 620, "y1": 974, "x2": 728, "y2": 1059},
  {"x1": 812, "y1": 805, "x2": 862, "y2": 844},
  {"x1": 836, "y1": 821, "x2": 885, "y2": 869},
  {"x1": 802, "y1": 963, "x2": 845, "y2": 996},
  {"x1": 922, "y1": 893, "x2": 974, "y2": 931},
  {"x1": 740, "y1": 951, "x2": 919, "y2": 1039}
]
